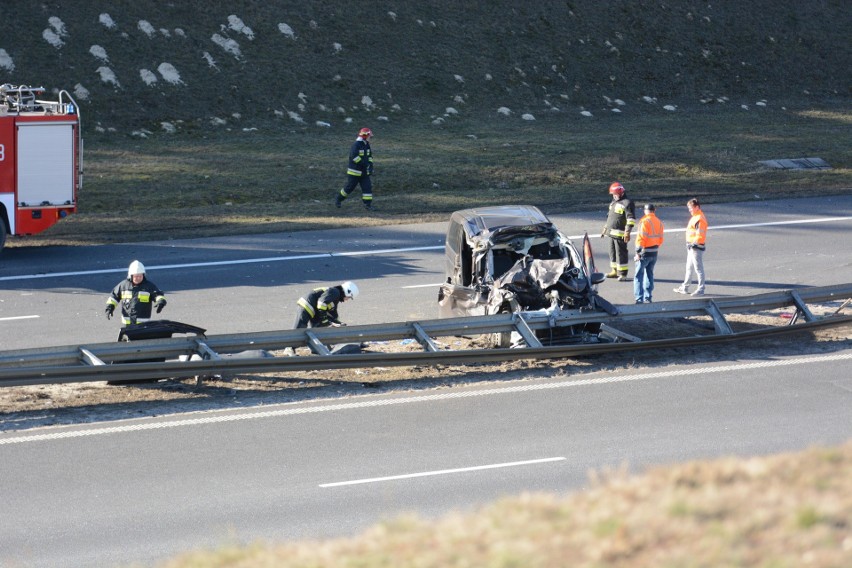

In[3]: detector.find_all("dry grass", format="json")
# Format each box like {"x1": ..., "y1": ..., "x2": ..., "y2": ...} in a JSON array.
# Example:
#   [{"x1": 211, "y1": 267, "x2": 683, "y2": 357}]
[
  {"x1": 12, "y1": 105, "x2": 852, "y2": 248},
  {"x1": 156, "y1": 441, "x2": 852, "y2": 568}
]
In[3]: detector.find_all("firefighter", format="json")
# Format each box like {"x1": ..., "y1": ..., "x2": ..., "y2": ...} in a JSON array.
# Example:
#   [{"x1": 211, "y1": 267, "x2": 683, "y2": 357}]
[
  {"x1": 600, "y1": 181, "x2": 636, "y2": 280},
  {"x1": 674, "y1": 198, "x2": 709, "y2": 296},
  {"x1": 105, "y1": 260, "x2": 167, "y2": 325},
  {"x1": 335, "y1": 127, "x2": 375, "y2": 211},
  {"x1": 285, "y1": 281, "x2": 359, "y2": 356},
  {"x1": 292, "y1": 281, "x2": 359, "y2": 329},
  {"x1": 633, "y1": 203, "x2": 665, "y2": 303}
]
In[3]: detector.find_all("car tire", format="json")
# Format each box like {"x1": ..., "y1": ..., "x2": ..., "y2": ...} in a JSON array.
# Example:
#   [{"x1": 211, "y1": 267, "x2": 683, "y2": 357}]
[{"x1": 490, "y1": 305, "x2": 513, "y2": 348}]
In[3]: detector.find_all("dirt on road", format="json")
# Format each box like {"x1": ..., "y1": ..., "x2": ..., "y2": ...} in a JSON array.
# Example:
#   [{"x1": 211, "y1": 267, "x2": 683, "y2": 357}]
[{"x1": 2, "y1": 308, "x2": 850, "y2": 433}]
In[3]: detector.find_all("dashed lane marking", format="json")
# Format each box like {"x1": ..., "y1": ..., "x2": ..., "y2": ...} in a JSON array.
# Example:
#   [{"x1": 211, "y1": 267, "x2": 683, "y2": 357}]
[{"x1": 319, "y1": 457, "x2": 567, "y2": 488}]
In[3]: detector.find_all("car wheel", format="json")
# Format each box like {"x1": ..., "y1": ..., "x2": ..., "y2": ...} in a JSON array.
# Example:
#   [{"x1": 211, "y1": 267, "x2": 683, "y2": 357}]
[{"x1": 490, "y1": 305, "x2": 513, "y2": 348}]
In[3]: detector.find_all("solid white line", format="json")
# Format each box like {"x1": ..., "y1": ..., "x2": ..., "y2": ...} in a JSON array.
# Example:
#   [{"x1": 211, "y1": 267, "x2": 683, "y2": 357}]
[
  {"x1": 2, "y1": 352, "x2": 849, "y2": 446},
  {"x1": 566, "y1": 216, "x2": 852, "y2": 239},
  {"x1": 318, "y1": 457, "x2": 567, "y2": 488},
  {"x1": 0, "y1": 315, "x2": 40, "y2": 322},
  {"x1": 0, "y1": 246, "x2": 443, "y2": 282},
  {"x1": 1, "y1": 216, "x2": 848, "y2": 283}
]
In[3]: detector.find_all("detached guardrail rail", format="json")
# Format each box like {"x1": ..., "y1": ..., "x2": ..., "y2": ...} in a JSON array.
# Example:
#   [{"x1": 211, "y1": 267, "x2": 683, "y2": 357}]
[{"x1": 1, "y1": 284, "x2": 850, "y2": 387}]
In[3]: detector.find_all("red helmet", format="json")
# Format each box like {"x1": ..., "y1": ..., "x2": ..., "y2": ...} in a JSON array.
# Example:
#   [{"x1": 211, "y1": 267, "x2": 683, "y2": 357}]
[
  {"x1": 358, "y1": 127, "x2": 373, "y2": 138},
  {"x1": 608, "y1": 182, "x2": 625, "y2": 196}
]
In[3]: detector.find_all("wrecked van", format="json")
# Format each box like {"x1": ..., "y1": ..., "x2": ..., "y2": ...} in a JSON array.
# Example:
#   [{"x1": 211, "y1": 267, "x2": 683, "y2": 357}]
[{"x1": 437, "y1": 205, "x2": 613, "y2": 343}]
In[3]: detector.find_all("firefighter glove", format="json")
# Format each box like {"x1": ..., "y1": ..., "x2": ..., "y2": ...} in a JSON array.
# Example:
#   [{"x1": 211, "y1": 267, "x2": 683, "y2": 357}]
[
  {"x1": 155, "y1": 299, "x2": 167, "y2": 313},
  {"x1": 105, "y1": 305, "x2": 114, "y2": 319},
  {"x1": 623, "y1": 232, "x2": 631, "y2": 243}
]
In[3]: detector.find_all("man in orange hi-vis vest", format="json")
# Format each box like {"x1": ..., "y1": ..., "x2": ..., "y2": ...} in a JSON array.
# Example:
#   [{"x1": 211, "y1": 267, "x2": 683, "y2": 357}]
[
  {"x1": 633, "y1": 203, "x2": 665, "y2": 303},
  {"x1": 673, "y1": 198, "x2": 708, "y2": 296}
]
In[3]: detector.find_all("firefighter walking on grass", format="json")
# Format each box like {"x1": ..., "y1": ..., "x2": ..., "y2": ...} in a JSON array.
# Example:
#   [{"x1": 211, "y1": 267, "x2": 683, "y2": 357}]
[
  {"x1": 104, "y1": 260, "x2": 167, "y2": 326},
  {"x1": 600, "y1": 181, "x2": 636, "y2": 281},
  {"x1": 335, "y1": 127, "x2": 375, "y2": 211}
]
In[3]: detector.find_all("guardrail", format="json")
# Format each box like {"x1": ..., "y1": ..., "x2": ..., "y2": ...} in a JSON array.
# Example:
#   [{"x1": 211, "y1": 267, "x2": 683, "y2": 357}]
[{"x1": 1, "y1": 284, "x2": 850, "y2": 387}]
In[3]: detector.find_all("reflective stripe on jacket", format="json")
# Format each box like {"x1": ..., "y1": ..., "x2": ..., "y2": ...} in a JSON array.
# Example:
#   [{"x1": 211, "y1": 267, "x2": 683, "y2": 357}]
[
  {"x1": 347, "y1": 138, "x2": 372, "y2": 177},
  {"x1": 297, "y1": 286, "x2": 343, "y2": 325},
  {"x1": 685, "y1": 212, "x2": 708, "y2": 246},
  {"x1": 107, "y1": 277, "x2": 165, "y2": 324},
  {"x1": 604, "y1": 195, "x2": 636, "y2": 238},
  {"x1": 636, "y1": 213, "x2": 665, "y2": 252}
]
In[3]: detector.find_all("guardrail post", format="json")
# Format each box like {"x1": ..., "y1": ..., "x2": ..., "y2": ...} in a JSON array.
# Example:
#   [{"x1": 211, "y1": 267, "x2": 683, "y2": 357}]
[
  {"x1": 412, "y1": 322, "x2": 439, "y2": 352},
  {"x1": 305, "y1": 331, "x2": 331, "y2": 356},
  {"x1": 790, "y1": 290, "x2": 816, "y2": 324},
  {"x1": 79, "y1": 348, "x2": 106, "y2": 366},
  {"x1": 705, "y1": 301, "x2": 734, "y2": 335},
  {"x1": 513, "y1": 314, "x2": 542, "y2": 348}
]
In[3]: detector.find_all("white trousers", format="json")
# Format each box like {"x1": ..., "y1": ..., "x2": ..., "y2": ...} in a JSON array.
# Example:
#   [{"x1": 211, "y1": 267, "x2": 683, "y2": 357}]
[{"x1": 682, "y1": 247, "x2": 705, "y2": 293}]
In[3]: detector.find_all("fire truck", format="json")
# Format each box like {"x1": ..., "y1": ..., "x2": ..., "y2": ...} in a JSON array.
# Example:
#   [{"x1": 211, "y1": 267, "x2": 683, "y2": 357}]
[{"x1": 0, "y1": 84, "x2": 83, "y2": 252}]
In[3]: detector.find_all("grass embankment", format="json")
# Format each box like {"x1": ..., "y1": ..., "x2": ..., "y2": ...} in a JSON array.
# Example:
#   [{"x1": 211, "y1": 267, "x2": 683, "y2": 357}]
[
  {"x1": 18, "y1": 103, "x2": 852, "y2": 247},
  {"x1": 156, "y1": 441, "x2": 852, "y2": 568}
]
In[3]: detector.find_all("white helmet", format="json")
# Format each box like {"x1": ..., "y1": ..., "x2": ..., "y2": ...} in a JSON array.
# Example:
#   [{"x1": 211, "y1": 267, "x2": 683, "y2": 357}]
[
  {"x1": 127, "y1": 260, "x2": 146, "y2": 277},
  {"x1": 341, "y1": 281, "x2": 359, "y2": 299}
]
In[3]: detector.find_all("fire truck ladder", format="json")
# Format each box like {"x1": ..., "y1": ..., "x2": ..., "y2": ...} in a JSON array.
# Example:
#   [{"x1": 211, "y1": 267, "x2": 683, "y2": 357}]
[
  {"x1": 0, "y1": 84, "x2": 77, "y2": 115},
  {"x1": 0, "y1": 284, "x2": 850, "y2": 387}
]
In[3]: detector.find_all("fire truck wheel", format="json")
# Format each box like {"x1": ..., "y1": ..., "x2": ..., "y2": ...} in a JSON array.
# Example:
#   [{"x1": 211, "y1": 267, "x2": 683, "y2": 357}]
[{"x1": 0, "y1": 216, "x2": 6, "y2": 252}]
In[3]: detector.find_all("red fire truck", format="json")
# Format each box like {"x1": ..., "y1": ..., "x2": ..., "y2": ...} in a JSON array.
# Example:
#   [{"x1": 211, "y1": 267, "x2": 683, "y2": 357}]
[{"x1": 0, "y1": 84, "x2": 83, "y2": 251}]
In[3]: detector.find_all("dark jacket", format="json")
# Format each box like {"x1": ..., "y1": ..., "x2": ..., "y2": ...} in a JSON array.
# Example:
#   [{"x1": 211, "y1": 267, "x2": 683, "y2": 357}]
[
  {"x1": 346, "y1": 138, "x2": 373, "y2": 177},
  {"x1": 107, "y1": 277, "x2": 166, "y2": 324},
  {"x1": 297, "y1": 286, "x2": 344, "y2": 326},
  {"x1": 604, "y1": 195, "x2": 637, "y2": 239}
]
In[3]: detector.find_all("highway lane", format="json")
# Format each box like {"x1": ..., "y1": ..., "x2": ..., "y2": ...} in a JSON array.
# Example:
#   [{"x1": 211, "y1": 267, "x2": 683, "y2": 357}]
[
  {"x1": 1, "y1": 195, "x2": 850, "y2": 350},
  {"x1": 1, "y1": 351, "x2": 850, "y2": 567}
]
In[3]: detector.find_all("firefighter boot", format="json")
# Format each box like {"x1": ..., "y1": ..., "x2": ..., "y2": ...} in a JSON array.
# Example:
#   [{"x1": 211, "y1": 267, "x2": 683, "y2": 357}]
[
  {"x1": 335, "y1": 195, "x2": 343, "y2": 208},
  {"x1": 605, "y1": 270, "x2": 618, "y2": 278},
  {"x1": 617, "y1": 271, "x2": 629, "y2": 281}
]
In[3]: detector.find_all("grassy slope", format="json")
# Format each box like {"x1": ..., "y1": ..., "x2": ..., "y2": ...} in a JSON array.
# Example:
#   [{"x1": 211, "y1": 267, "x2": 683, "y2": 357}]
[{"x1": 3, "y1": 2, "x2": 851, "y2": 246}]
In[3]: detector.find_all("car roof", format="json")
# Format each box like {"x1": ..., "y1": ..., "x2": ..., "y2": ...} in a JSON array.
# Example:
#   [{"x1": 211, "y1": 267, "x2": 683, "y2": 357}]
[{"x1": 449, "y1": 205, "x2": 553, "y2": 238}]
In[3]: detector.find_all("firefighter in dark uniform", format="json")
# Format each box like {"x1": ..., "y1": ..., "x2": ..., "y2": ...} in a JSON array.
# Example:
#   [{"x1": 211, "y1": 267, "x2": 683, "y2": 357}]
[
  {"x1": 104, "y1": 260, "x2": 167, "y2": 325},
  {"x1": 292, "y1": 281, "x2": 359, "y2": 329},
  {"x1": 285, "y1": 281, "x2": 359, "y2": 356},
  {"x1": 600, "y1": 181, "x2": 637, "y2": 281},
  {"x1": 335, "y1": 127, "x2": 374, "y2": 211}
]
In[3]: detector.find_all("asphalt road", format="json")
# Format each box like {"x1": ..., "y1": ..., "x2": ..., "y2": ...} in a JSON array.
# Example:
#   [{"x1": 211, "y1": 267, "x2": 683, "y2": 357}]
[
  {"x1": 0, "y1": 195, "x2": 851, "y2": 567},
  {"x1": 1, "y1": 195, "x2": 851, "y2": 349}
]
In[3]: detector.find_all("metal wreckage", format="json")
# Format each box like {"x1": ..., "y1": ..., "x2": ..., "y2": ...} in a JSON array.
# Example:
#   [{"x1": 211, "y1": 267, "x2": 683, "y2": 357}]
[{"x1": 437, "y1": 205, "x2": 617, "y2": 345}]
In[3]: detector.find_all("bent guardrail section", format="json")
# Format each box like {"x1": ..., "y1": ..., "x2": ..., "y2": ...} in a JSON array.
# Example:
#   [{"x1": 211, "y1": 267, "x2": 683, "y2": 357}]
[{"x1": 1, "y1": 284, "x2": 850, "y2": 387}]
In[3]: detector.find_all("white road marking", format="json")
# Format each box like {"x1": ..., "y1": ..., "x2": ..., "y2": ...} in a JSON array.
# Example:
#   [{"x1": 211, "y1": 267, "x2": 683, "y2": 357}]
[
  {"x1": 0, "y1": 246, "x2": 444, "y2": 282},
  {"x1": 0, "y1": 315, "x2": 40, "y2": 322},
  {"x1": 1, "y1": 216, "x2": 848, "y2": 283},
  {"x1": 1, "y1": 352, "x2": 849, "y2": 446},
  {"x1": 318, "y1": 457, "x2": 567, "y2": 488}
]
